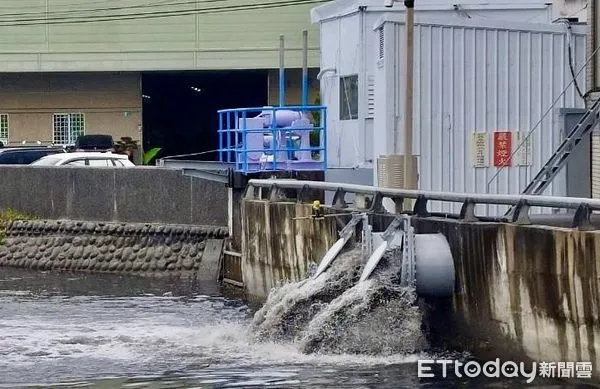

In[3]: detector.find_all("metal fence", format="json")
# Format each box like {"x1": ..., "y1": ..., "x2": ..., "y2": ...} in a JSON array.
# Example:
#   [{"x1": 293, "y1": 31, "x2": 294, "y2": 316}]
[
  {"x1": 217, "y1": 105, "x2": 327, "y2": 174},
  {"x1": 246, "y1": 179, "x2": 600, "y2": 229}
]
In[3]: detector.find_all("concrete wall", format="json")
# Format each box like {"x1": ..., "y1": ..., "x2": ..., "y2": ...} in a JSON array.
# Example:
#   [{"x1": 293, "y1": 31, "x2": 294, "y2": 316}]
[
  {"x1": 0, "y1": 166, "x2": 228, "y2": 226},
  {"x1": 0, "y1": 219, "x2": 228, "y2": 279},
  {"x1": 241, "y1": 200, "x2": 338, "y2": 300},
  {"x1": 413, "y1": 218, "x2": 600, "y2": 374},
  {"x1": 0, "y1": 72, "x2": 141, "y2": 145}
]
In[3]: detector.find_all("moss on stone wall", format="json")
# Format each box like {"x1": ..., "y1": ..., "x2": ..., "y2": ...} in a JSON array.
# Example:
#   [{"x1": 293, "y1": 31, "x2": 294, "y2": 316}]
[{"x1": 0, "y1": 209, "x2": 37, "y2": 245}]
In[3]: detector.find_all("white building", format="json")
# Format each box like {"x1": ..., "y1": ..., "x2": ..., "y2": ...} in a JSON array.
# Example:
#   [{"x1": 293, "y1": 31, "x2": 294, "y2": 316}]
[
  {"x1": 552, "y1": 0, "x2": 588, "y2": 22},
  {"x1": 311, "y1": 0, "x2": 588, "y2": 215}
]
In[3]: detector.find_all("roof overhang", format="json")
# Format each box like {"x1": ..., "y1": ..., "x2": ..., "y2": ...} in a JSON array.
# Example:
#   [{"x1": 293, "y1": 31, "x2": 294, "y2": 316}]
[
  {"x1": 372, "y1": 12, "x2": 587, "y2": 35},
  {"x1": 311, "y1": 0, "x2": 553, "y2": 24}
]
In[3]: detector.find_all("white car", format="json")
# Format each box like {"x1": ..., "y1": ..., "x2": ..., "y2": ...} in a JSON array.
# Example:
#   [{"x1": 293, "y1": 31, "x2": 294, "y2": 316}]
[{"x1": 31, "y1": 152, "x2": 135, "y2": 167}]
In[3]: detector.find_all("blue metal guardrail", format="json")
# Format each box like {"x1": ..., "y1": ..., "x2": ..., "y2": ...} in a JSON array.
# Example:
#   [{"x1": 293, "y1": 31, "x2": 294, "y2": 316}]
[{"x1": 217, "y1": 105, "x2": 327, "y2": 174}]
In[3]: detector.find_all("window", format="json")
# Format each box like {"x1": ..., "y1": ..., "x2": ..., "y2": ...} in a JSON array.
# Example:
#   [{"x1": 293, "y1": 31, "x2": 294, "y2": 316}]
[
  {"x1": 0, "y1": 114, "x2": 8, "y2": 145},
  {"x1": 340, "y1": 75, "x2": 359, "y2": 120},
  {"x1": 88, "y1": 158, "x2": 112, "y2": 167},
  {"x1": 66, "y1": 159, "x2": 86, "y2": 166},
  {"x1": 53, "y1": 113, "x2": 85, "y2": 145}
]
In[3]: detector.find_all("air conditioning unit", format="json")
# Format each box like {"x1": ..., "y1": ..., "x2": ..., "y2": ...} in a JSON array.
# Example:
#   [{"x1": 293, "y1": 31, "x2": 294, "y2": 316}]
[{"x1": 376, "y1": 154, "x2": 418, "y2": 189}]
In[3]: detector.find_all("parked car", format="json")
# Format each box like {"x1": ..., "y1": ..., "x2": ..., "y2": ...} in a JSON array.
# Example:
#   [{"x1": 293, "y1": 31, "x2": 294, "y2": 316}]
[
  {"x1": 30, "y1": 152, "x2": 135, "y2": 167},
  {"x1": 74, "y1": 134, "x2": 115, "y2": 152},
  {"x1": 0, "y1": 146, "x2": 67, "y2": 165}
]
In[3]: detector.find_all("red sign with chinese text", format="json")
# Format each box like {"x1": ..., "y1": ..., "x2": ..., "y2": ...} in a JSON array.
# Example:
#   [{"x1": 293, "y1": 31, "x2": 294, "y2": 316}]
[{"x1": 493, "y1": 131, "x2": 512, "y2": 167}]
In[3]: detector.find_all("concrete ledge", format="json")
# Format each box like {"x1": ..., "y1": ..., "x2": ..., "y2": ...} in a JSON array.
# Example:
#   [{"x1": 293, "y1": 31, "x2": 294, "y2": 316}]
[
  {"x1": 0, "y1": 219, "x2": 228, "y2": 279},
  {"x1": 0, "y1": 166, "x2": 228, "y2": 226}
]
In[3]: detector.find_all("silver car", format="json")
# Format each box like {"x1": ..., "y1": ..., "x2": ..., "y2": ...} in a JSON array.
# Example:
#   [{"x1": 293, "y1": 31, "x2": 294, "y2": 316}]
[{"x1": 31, "y1": 152, "x2": 135, "y2": 167}]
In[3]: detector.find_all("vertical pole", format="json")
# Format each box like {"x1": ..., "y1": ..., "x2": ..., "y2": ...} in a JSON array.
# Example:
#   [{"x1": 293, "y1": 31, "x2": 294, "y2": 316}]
[
  {"x1": 403, "y1": 1, "x2": 415, "y2": 206},
  {"x1": 218, "y1": 113, "x2": 223, "y2": 162},
  {"x1": 279, "y1": 35, "x2": 286, "y2": 107},
  {"x1": 302, "y1": 30, "x2": 309, "y2": 106},
  {"x1": 589, "y1": 0, "x2": 600, "y2": 199},
  {"x1": 593, "y1": 0, "x2": 600, "y2": 90}
]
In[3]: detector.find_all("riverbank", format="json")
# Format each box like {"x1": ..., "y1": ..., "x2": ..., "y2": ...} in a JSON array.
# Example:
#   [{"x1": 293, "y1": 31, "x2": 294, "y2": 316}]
[{"x1": 0, "y1": 219, "x2": 228, "y2": 280}]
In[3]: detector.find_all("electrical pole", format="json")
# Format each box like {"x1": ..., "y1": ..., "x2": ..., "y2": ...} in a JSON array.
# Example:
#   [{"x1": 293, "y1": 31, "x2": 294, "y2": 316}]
[
  {"x1": 589, "y1": 0, "x2": 600, "y2": 199},
  {"x1": 404, "y1": 0, "x2": 415, "y2": 206}
]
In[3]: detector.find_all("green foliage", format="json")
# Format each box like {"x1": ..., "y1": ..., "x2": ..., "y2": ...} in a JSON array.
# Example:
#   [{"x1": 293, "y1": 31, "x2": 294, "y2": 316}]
[
  {"x1": 312, "y1": 93, "x2": 321, "y2": 125},
  {"x1": 143, "y1": 147, "x2": 162, "y2": 165},
  {"x1": 112, "y1": 137, "x2": 161, "y2": 165},
  {"x1": 0, "y1": 209, "x2": 37, "y2": 245},
  {"x1": 310, "y1": 93, "x2": 322, "y2": 159},
  {"x1": 113, "y1": 136, "x2": 139, "y2": 154}
]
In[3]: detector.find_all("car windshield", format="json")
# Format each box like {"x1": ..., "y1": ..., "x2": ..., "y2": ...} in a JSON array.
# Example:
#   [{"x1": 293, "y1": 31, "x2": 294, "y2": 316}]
[{"x1": 31, "y1": 157, "x2": 64, "y2": 166}]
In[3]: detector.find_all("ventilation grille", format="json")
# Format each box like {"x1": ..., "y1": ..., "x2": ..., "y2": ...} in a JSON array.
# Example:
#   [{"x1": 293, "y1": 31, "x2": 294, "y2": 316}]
[
  {"x1": 367, "y1": 75, "x2": 375, "y2": 119},
  {"x1": 378, "y1": 27, "x2": 384, "y2": 59},
  {"x1": 376, "y1": 154, "x2": 418, "y2": 189}
]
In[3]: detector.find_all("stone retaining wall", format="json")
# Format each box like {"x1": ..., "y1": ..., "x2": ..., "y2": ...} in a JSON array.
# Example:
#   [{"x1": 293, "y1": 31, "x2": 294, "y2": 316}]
[{"x1": 0, "y1": 219, "x2": 228, "y2": 279}]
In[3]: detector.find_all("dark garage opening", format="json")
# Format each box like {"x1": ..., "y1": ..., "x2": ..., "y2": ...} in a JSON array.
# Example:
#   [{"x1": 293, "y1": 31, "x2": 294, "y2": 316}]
[{"x1": 142, "y1": 70, "x2": 268, "y2": 160}]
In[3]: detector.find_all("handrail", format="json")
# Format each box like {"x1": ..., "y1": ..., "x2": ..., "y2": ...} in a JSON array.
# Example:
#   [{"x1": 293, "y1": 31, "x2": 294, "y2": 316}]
[
  {"x1": 217, "y1": 105, "x2": 327, "y2": 113},
  {"x1": 247, "y1": 178, "x2": 600, "y2": 211}
]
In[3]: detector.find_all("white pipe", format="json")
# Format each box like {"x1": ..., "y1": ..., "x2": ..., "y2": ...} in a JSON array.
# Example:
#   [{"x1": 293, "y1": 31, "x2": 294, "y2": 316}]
[{"x1": 317, "y1": 67, "x2": 336, "y2": 80}]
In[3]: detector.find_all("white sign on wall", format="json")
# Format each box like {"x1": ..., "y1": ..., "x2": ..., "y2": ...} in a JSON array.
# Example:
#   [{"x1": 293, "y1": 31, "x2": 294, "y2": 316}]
[
  {"x1": 514, "y1": 131, "x2": 533, "y2": 166},
  {"x1": 471, "y1": 132, "x2": 489, "y2": 168}
]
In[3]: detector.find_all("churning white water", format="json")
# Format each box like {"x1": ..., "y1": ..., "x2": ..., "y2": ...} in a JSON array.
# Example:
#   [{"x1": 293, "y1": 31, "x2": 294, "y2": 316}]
[
  {"x1": 0, "y1": 256, "x2": 586, "y2": 388},
  {"x1": 251, "y1": 248, "x2": 426, "y2": 356},
  {"x1": 0, "y1": 267, "x2": 430, "y2": 389}
]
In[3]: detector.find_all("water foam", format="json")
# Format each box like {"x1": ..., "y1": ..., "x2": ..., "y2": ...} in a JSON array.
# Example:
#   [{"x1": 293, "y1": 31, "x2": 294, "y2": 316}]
[{"x1": 250, "y1": 248, "x2": 427, "y2": 357}]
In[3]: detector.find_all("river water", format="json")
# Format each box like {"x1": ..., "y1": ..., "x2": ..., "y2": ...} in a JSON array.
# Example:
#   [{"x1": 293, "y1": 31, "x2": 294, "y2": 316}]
[{"x1": 0, "y1": 267, "x2": 597, "y2": 389}]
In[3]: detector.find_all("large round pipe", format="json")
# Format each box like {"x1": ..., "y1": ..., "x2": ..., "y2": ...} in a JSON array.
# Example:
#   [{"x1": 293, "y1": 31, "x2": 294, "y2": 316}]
[{"x1": 414, "y1": 233, "x2": 455, "y2": 298}]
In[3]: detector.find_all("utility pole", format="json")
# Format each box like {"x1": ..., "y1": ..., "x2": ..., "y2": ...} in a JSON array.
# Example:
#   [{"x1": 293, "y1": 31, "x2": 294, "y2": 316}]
[
  {"x1": 404, "y1": 0, "x2": 415, "y2": 196},
  {"x1": 589, "y1": 0, "x2": 600, "y2": 199}
]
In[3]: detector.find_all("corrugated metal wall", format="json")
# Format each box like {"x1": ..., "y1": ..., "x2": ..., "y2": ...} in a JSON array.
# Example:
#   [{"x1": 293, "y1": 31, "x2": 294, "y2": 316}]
[
  {"x1": 380, "y1": 19, "x2": 586, "y2": 216},
  {"x1": 0, "y1": 0, "x2": 320, "y2": 71}
]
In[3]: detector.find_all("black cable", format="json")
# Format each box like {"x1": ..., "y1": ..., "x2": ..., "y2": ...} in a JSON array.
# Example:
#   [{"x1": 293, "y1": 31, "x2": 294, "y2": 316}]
[
  {"x1": 0, "y1": 0, "x2": 326, "y2": 26},
  {"x1": 568, "y1": 42, "x2": 586, "y2": 100},
  {"x1": 557, "y1": 18, "x2": 586, "y2": 100},
  {"x1": 0, "y1": 0, "x2": 220, "y2": 19}
]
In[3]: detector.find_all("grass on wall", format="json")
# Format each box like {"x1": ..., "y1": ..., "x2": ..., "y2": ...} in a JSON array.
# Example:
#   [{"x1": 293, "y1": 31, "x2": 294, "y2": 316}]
[{"x1": 0, "y1": 209, "x2": 37, "y2": 245}]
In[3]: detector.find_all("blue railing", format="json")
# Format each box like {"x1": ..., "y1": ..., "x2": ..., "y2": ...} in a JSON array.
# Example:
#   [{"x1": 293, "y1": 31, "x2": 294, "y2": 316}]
[{"x1": 217, "y1": 105, "x2": 327, "y2": 174}]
